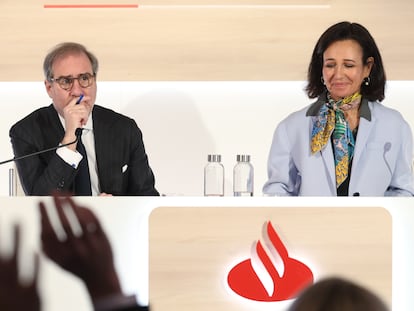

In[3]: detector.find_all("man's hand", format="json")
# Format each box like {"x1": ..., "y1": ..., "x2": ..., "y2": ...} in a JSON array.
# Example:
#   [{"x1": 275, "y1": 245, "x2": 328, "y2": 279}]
[
  {"x1": 0, "y1": 224, "x2": 40, "y2": 311},
  {"x1": 39, "y1": 195, "x2": 122, "y2": 302},
  {"x1": 61, "y1": 96, "x2": 91, "y2": 149}
]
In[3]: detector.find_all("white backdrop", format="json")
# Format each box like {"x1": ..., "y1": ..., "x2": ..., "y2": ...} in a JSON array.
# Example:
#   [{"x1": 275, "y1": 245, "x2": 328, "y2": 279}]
[{"x1": 0, "y1": 81, "x2": 413, "y2": 196}]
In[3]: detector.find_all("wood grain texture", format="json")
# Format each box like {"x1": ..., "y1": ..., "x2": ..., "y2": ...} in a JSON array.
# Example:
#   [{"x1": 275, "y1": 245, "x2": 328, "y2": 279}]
[
  {"x1": 0, "y1": 0, "x2": 413, "y2": 80},
  {"x1": 149, "y1": 206, "x2": 391, "y2": 311}
]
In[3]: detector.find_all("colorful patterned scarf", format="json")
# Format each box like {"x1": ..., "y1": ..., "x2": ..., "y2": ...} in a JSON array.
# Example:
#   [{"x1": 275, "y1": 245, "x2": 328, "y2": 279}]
[{"x1": 311, "y1": 92, "x2": 361, "y2": 187}]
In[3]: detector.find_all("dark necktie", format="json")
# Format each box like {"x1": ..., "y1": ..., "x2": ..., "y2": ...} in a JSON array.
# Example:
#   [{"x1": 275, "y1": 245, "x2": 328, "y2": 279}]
[{"x1": 74, "y1": 134, "x2": 92, "y2": 195}]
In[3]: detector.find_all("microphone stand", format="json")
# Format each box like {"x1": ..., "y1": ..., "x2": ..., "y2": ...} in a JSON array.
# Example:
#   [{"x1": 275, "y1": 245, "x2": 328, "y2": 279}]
[{"x1": 0, "y1": 128, "x2": 83, "y2": 166}]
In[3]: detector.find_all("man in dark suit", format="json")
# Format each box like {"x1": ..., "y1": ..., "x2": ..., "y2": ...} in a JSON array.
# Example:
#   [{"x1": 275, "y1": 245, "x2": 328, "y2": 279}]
[{"x1": 9, "y1": 42, "x2": 159, "y2": 196}]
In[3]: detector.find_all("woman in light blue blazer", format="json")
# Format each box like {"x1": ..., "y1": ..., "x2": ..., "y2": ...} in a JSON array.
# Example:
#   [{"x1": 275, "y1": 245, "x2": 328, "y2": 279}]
[{"x1": 263, "y1": 21, "x2": 414, "y2": 196}]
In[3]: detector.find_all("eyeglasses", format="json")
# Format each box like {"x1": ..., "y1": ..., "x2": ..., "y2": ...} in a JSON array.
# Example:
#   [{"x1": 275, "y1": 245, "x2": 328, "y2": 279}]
[{"x1": 50, "y1": 73, "x2": 95, "y2": 91}]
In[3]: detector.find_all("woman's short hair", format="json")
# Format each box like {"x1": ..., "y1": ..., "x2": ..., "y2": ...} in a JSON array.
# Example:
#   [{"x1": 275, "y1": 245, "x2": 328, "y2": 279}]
[{"x1": 306, "y1": 21, "x2": 386, "y2": 102}]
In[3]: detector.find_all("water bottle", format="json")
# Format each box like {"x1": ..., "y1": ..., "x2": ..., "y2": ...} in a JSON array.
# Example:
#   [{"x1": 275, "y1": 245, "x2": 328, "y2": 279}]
[
  {"x1": 204, "y1": 154, "x2": 224, "y2": 196},
  {"x1": 233, "y1": 154, "x2": 254, "y2": 197}
]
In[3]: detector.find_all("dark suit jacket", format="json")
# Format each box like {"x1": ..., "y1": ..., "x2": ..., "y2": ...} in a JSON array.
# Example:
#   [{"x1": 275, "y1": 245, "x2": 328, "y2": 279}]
[{"x1": 9, "y1": 104, "x2": 159, "y2": 196}]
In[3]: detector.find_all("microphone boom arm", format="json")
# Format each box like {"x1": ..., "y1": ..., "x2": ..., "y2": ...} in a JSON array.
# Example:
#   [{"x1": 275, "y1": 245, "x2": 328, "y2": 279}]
[{"x1": 0, "y1": 129, "x2": 82, "y2": 166}]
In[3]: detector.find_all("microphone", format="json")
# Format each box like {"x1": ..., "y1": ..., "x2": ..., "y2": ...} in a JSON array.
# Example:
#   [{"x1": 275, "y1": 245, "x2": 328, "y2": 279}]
[
  {"x1": 383, "y1": 142, "x2": 392, "y2": 176},
  {"x1": 0, "y1": 128, "x2": 83, "y2": 166}
]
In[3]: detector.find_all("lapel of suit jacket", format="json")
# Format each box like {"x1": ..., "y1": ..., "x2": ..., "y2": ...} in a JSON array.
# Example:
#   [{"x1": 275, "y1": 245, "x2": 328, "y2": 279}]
[
  {"x1": 92, "y1": 106, "x2": 105, "y2": 186},
  {"x1": 91, "y1": 106, "x2": 115, "y2": 191},
  {"x1": 350, "y1": 99, "x2": 374, "y2": 178},
  {"x1": 352, "y1": 114, "x2": 374, "y2": 175},
  {"x1": 45, "y1": 104, "x2": 65, "y2": 145},
  {"x1": 319, "y1": 139, "x2": 336, "y2": 189}
]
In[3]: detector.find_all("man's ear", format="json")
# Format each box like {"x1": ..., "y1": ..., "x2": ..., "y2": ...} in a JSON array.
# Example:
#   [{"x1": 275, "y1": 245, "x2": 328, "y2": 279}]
[{"x1": 44, "y1": 80, "x2": 53, "y2": 98}]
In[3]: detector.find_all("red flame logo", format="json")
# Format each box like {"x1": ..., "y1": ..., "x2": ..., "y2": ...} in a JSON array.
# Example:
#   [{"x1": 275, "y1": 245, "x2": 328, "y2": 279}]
[{"x1": 227, "y1": 221, "x2": 314, "y2": 301}]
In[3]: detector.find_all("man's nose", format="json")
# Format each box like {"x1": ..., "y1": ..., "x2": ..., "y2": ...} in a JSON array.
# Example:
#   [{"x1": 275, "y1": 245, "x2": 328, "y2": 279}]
[{"x1": 70, "y1": 78, "x2": 84, "y2": 94}]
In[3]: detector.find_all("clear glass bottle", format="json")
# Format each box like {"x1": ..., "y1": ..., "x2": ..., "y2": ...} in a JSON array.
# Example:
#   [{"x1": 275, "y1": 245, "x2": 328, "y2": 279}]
[
  {"x1": 233, "y1": 154, "x2": 254, "y2": 197},
  {"x1": 204, "y1": 154, "x2": 225, "y2": 196}
]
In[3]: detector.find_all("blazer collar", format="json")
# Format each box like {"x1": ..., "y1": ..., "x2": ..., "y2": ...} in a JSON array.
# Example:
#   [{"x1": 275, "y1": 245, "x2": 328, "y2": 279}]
[
  {"x1": 352, "y1": 101, "x2": 375, "y2": 170},
  {"x1": 306, "y1": 92, "x2": 372, "y2": 121}
]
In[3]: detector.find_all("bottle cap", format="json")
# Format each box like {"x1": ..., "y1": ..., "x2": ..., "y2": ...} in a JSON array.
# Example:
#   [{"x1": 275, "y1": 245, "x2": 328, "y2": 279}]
[
  {"x1": 237, "y1": 154, "x2": 250, "y2": 162},
  {"x1": 208, "y1": 154, "x2": 221, "y2": 162}
]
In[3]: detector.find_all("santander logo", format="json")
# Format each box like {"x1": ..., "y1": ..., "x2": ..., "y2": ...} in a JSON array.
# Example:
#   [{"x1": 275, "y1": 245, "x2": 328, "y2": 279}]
[{"x1": 227, "y1": 221, "x2": 314, "y2": 302}]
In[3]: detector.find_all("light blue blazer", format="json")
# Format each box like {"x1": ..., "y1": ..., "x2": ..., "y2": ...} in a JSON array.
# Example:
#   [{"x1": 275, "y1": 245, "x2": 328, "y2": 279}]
[{"x1": 263, "y1": 99, "x2": 414, "y2": 196}]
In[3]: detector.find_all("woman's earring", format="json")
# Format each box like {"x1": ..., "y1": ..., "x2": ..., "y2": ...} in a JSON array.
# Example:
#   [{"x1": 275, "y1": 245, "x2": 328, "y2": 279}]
[{"x1": 363, "y1": 76, "x2": 371, "y2": 86}]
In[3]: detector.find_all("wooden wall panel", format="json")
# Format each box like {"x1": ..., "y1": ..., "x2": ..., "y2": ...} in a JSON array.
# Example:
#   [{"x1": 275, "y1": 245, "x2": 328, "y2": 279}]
[
  {"x1": 0, "y1": 0, "x2": 413, "y2": 81},
  {"x1": 150, "y1": 206, "x2": 392, "y2": 311},
  {"x1": 138, "y1": 0, "x2": 329, "y2": 4}
]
